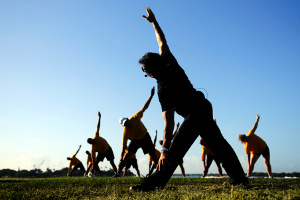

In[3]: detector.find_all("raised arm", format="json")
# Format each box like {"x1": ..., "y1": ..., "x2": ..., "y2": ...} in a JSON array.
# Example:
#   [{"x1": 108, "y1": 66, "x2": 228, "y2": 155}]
[
  {"x1": 251, "y1": 114, "x2": 260, "y2": 133},
  {"x1": 96, "y1": 111, "x2": 101, "y2": 135},
  {"x1": 74, "y1": 145, "x2": 81, "y2": 156},
  {"x1": 143, "y1": 7, "x2": 169, "y2": 55},
  {"x1": 141, "y1": 86, "x2": 155, "y2": 113}
]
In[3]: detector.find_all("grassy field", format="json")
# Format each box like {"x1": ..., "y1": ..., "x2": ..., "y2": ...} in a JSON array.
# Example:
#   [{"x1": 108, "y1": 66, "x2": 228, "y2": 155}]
[{"x1": 1, "y1": 177, "x2": 299, "y2": 199}]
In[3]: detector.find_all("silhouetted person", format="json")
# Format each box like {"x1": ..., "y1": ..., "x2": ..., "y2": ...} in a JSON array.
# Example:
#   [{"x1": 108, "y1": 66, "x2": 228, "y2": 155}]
[
  {"x1": 123, "y1": 149, "x2": 141, "y2": 177},
  {"x1": 87, "y1": 111, "x2": 118, "y2": 176},
  {"x1": 84, "y1": 150, "x2": 101, "y2": 176},
  {"x1": 131, "y1": 7, "x2": 248, "y2": 191},
  {"x1": 67, "y1": 145, "x2": 85, "y2": 176}
]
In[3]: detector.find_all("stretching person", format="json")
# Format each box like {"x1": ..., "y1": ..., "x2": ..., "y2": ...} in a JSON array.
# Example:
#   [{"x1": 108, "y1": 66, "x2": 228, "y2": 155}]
[
  {"x1": 199, "y1": 139, "x2": 223, "y2": 177},
  {"x1": 131, "y1": 7, "x2": 248, "y2": 191},
  {"x1": 84, "y1": 150, "x2": 101, "y2": 176},
  {"x1": 238, "y1": 114, "x2": 272, "y2": 178},
  {"x1": 123, "y1": 149, "x2": 141, "y2": 177},
  {"x1": 67, "y1": 145, "x2": 85, "y2": 176},
  {"x1": 87, "y1": 111, "x2": 118, "y2": 176},
  {"x1": 115, "y1": 87, "x2": 159, "y2": 177}
]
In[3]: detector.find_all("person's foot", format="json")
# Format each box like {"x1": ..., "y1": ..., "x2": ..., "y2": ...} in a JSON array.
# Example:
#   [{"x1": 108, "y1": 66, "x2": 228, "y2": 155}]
[
  {"x1": 112, "y1": 173, "x2": 120, "y2": 178},
  {"x1": 129, "y1": 176, "x2": 160, "y2": 191},
  {"x1": 223, "y1": 177, "x2": 249, "y2": 187}
]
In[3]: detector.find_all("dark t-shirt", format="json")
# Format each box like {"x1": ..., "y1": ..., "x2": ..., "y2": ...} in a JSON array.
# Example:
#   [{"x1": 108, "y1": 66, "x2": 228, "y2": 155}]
[{"x1": 158, "y1": 50, "x2": 204, "y2": 117}]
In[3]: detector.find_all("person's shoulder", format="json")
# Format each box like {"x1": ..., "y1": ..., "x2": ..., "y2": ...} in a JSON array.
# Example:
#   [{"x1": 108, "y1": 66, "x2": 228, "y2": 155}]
[{"x1": 131, "y1": 110, "x2": 143, "y2": 119}]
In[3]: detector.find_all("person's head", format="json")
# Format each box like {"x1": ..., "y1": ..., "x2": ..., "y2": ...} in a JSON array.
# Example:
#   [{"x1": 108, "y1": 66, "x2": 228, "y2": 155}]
[
  {"x1": 159, "y1": 140, "x2": 163, "y2": 146},
  {"x1": 86, "y1": 151, "x2": 90, "y2": 155},
  {"x1": 67, "y1": 157, "x2": 71, "y2": 160},
  {"x1": 87, "y1": 138, "x2": 95, "y2": 144},
  {"x1": 139, "y1": 52, "x2": 164, "y2": 80},
  {"x1": 238, "y1": 134, "x2": 247, "y2": 143},
  {"x1": 199, "y1": 139, "x2": 206, "y2": 146},
  {"x1": 119, "y1": 117, "x2": 130, "y2": 127}
]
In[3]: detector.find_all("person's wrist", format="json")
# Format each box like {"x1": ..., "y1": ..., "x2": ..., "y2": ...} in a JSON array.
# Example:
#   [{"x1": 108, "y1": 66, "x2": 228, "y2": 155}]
[{"x1": 162, "y1": 147, "x2": 169, "y2": 152}]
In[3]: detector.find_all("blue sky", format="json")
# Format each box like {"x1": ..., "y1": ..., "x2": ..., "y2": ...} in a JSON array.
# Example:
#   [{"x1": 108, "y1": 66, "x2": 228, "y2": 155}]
[{"x1": 1, "y1": 1, "x2": 299, "y2": 176}]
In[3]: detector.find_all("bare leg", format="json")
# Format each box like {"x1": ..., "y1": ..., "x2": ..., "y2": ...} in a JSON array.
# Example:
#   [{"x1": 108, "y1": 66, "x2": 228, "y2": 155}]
[
  {"x1": 248, "y1": 154, "x2": 260, "y2": 176},
  {"x1": 263, "y1": 154, "x2": 272, "y2": 177},
  {"x1": 179, "y1": 164, "x2": 186, "y2": 178}
]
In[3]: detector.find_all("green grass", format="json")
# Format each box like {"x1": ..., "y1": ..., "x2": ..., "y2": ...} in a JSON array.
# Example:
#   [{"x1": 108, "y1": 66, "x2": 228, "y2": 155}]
[{"x1": 1, "y1": 177, "x2": 299, "y2": 199}]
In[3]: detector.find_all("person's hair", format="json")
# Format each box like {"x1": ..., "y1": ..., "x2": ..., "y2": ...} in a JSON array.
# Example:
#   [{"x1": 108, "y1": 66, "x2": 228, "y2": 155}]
[
  {"x1": 67, "y1": 157, "x2": 71, "y2": 160},
  {"x1": 238, "y1": 134, "x2": 246, "y2": 143},
  {"x1": 87, "y1": 138, "x2": 94, "y2": 144},
  {"x1": 199, "y1": 139, "x2": 206, "y2": 146},
  {"x1": 158, "y1": 140, "x2": 163, "y2": 146},
  {"x1": 86, "y1": 151, "x2": 90, "y2": 154},
  {"x1": 139, "y1": 52, "x2": 163, "y2": 76}
]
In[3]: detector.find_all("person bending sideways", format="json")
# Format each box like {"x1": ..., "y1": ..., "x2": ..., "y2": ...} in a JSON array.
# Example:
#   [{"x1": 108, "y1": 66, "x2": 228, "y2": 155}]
[
  {"x1": 131, "y1": 7, "x2": 248, "y2": 191},
  {"x1": 84, "y1": 150, "x2": 101, "y2": 177},
  {"x1": 87, "y1": 111, "x2": 118, "y2": 176},
  {"x1": 123, "y1": 149, "x2": 141, "y2": 177},
  {"x1": 115, "y1": 87, "x2": 158, "y2": 177},
  {"x1": 67, "y1": 145, "x2": 85, "y2": 176},
  {"x1": 238, "y1": 114, "x2": 272, "y2": 178},
  {"x1": 199, "y1": 139, "x2": 223, "y2": 177}
]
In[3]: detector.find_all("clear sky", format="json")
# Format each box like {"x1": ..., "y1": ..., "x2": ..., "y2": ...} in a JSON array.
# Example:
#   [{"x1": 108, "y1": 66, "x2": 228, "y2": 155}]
[{"x1": 1, "y1": 1, "x2": 300, "y2": 176}]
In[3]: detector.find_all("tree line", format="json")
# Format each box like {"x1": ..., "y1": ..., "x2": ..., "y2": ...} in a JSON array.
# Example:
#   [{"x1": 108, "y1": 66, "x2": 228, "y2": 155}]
[{"x1": 0, "y1": 168, "x2": 135, "y2": 178}]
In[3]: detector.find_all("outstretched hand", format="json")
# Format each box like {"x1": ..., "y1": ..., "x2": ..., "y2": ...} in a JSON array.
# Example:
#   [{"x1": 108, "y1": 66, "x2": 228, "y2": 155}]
[
  {"x1": 142, "y1": 7, "x2": 156, "y2": 23},
  {"x1": 98, "y1": 111, "x2": 101, "y2": 118},
  {"x1": 256, "y1": 114, "x2": 260, "y2": 120}
]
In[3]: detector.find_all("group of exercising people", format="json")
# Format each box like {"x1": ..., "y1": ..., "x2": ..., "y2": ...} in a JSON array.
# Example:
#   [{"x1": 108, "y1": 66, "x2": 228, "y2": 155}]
[{"x1": 67, "y1": 7, "x2": 272, "y2": 191}]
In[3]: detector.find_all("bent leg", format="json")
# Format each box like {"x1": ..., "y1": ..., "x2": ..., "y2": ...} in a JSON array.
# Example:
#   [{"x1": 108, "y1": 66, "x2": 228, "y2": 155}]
[{"x1": 201, "y1": 119, "x2": 247, "y2": 185}]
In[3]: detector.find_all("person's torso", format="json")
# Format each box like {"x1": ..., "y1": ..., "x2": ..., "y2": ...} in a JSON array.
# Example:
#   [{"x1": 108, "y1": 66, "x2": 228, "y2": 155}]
[{"x1": 245, "y1": 134, "x2": 266, "y2": 154}]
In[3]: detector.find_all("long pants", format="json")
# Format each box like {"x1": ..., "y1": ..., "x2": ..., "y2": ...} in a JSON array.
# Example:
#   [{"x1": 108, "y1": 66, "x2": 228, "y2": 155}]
[{"x1": 148, "y1": 98, "x2": 247, "y2": 188}]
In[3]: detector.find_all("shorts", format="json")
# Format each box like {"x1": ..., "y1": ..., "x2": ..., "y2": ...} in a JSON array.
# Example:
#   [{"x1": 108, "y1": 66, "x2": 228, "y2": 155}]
[
  {"x1": 207, "y1": 154, "x2": 221, "y2": 165},
  {"x1": 96, "y1": 146, "x2": 115, "y2": 162},
  {"x1": 254, "y1": 145, "x2": 270, "y2": 158},
  {"x1": 128, "y1": 132, "x2": 155, "y2": 155},
  {"x1": 126, "y1": 158, "x2": 138, "y2": 169},
  {"x1": 73, "y1": 162, "x2": 85, "y2": 171}
]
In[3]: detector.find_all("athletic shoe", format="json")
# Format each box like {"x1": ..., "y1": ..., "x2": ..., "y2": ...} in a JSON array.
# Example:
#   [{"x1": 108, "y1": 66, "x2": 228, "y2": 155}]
[{"x1": 112, "y1": 173, "x2": 120, "y2": 178}]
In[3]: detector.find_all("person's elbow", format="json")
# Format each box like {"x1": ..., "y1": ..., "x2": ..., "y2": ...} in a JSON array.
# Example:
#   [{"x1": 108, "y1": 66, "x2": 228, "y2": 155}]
[{"x1": 159, "y1": 43, "x2": 169, "y2": 55}]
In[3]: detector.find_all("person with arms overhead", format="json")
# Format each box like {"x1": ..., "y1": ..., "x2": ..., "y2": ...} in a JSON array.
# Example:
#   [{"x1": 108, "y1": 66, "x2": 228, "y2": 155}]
[
  {"x1": 115, "y1": 87, "x2": 159, "y2": 177},
  {"x1": 87, "y1": 111, "x2": 118, "y2": 176},
  {"x1": 67, "y1": 145, "x2": 85, "y2": 176},
  {"x1": 238, "y1": 114, "x2": 272, "y2": 178},
  {"x1": 131, "y1": 7, "x2": 248, "y2": 191}
]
